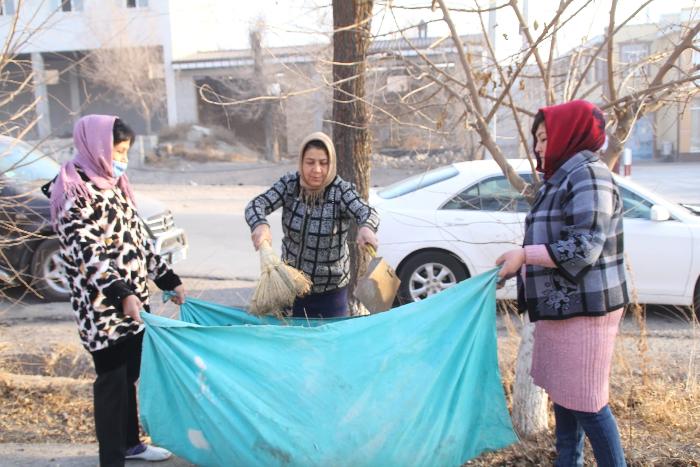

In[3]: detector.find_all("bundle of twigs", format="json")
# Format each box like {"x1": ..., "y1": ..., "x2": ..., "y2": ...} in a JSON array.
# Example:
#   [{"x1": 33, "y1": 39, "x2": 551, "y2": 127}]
[{"x1": 249, "y1": 241, "x2": 312, "y2": 318}]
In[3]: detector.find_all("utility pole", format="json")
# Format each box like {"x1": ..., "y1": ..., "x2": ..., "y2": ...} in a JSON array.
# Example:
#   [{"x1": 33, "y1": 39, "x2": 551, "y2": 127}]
[
  {"x1": 487, "y1": 0, "x2": 498, "y2": 158},
  {"x1": 251, "y1": 26, "x2": 279, "y2": 162}
]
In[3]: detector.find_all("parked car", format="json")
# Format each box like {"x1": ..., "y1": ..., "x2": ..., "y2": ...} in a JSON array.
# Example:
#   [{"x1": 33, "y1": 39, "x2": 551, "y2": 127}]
[
  {"x1": 0, "y1": 136, "x2": 188, "y2": 301},
  {"x1": 371, "y1": 159, "x2": 700, "y2": 316}
]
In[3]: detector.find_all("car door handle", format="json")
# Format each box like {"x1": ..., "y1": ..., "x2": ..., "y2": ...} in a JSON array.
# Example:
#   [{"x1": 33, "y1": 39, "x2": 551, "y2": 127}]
[{"x1": 445, "y1": 217, "x2": 466, "y2": 226}]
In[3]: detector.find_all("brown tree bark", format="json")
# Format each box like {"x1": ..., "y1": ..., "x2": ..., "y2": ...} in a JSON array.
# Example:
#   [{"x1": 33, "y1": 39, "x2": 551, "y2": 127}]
[
  {"x1": 332, "y1": 0, "x2": 373, "y2": 197},
  {"x1": 331, "y1": 0, "x2": 374, "y2": 312}
]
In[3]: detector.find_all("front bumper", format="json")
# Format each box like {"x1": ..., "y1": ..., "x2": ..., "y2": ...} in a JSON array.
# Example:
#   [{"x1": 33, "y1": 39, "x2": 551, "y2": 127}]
[{"x1": 153, "y1": 227, "x2": 188, "y2": 265}]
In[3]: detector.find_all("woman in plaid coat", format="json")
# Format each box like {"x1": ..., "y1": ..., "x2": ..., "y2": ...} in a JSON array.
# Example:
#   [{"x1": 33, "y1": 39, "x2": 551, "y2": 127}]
[
  {"x1": 497, "y1": 100, "x2": 628, "y2": 467},
  {"x1": 245, "y1": 132, "x2": 379, "y2": 318}
]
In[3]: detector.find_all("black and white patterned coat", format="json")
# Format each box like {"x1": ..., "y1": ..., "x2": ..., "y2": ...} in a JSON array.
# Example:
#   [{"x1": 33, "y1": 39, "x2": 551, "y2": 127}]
[
  {"x1": 245, "y1": 172, "x2": 380, "y2": 293},
  {"x1": 44, "y1": 173, "x2": 180, "y2": 352},
  {"x1": 518, "y1": 151, "x2": 629, "y2": 321}
]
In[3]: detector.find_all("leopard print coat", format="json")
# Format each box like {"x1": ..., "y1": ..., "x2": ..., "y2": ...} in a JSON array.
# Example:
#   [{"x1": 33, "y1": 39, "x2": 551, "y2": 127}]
[{"x1": 45, "y1": 173, "x2": 180, "y2": 352}]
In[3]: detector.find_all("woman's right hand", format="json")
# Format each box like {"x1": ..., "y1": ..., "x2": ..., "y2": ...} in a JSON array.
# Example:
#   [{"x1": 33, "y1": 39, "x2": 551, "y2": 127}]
[
  {"x1": 495, "y1": 248, "x2": 526, "y2": 285},
  {"x1": 122, "y1": 294, "x2": 143, "y2": 322},
  {"x1": 251, "y1": 224, "x2": 272, "y2": 250}
]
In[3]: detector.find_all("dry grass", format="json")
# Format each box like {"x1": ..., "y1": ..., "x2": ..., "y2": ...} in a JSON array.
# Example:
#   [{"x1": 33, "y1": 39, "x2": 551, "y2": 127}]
[{"x1": 0, "y1": 372, "x2": 94, "y2": 443}]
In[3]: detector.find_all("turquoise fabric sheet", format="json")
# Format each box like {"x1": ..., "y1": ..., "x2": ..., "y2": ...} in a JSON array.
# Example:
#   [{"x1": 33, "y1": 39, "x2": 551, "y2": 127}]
[{"x1": 139, "y1": 268, "x2": 517, "y2": 466}]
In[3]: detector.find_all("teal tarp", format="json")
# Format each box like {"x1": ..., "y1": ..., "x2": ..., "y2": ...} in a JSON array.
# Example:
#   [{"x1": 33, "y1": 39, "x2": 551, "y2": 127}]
[{"x1": 139, "y1": 268, "x2": 517, "y2": 467}]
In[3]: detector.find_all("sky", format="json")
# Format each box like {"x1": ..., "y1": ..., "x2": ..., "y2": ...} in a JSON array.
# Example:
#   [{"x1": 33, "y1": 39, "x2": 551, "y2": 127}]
[{"x1": 169, "y1": 0, "x2": 699, "y2": 60}]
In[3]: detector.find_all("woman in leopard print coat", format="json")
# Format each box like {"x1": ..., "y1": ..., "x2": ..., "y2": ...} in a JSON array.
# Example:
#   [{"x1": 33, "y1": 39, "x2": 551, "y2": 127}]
[{"x1": 44, "y1": 115, "x2": 185, "y2": 465}]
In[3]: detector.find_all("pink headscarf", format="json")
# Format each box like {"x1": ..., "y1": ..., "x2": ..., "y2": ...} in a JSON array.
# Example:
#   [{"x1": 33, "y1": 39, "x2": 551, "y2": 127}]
[{"x1": 49, "y1": 114, "x2": 136, "y2": 222}]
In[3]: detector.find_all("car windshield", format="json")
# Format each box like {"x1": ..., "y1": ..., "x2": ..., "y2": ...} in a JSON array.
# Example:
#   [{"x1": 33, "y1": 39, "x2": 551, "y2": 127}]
[
  {"x1": 378, "y1": 165, "x2": 459, "y2": 199},
  {"x1": 0, "y1": 138, "x2": 60, "y2": 182}
]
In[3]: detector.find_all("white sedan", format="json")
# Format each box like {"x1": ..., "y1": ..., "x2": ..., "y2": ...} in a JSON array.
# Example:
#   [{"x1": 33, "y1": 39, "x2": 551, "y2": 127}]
[{"x1": 371, "y1": 160, "x2": 700, "y2": 314}]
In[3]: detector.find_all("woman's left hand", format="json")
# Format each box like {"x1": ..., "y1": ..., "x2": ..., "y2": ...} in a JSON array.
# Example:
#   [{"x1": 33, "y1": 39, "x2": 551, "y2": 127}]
[
  {"x1": 171, "y1": 284, "x2": 186, "y2": 305},
  {"x1": 495, "y1": 248, "x2": 525, "y2": 283},
  {"x1": 356, "y1": 226, "x2": 378, "y2": 249}
]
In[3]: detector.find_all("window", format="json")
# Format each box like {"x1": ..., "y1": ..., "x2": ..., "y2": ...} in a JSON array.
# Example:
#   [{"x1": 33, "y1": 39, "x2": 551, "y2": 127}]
[
  {"x1": 620, "y1": 186, "x2": 652, "y2": 219},
  {"x1": 442, "y1": 174, "x2": 532, "y2": 212},
  {"x1": 0, "y1": 0, "x2": 15, "y2": 15},
  {"x1": 126, "y1": 0, "x2": 149, "y2": 7},
  {"x1": 52, "y1": 0, "x2": 83, "y2": 12},
  {"x1": 690, "y1": 98, "x2": 700, "y2": 152},
  {"x1": 594, "y1": 55, "x2": 608, "y2": 83},
  {"x1": 620, "y1": 42, "x2": 650, "y2": 77},
  {"x1": 378, "y1": 165, "x2": 459, "y2": 199}
]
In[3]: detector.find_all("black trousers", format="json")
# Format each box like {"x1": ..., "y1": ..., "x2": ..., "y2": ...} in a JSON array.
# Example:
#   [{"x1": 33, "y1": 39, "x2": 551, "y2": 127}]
[
  {"x1": 90, "y1": 332, "x2": 144, "y2": 467},
  {"x1": 292, "y1": 286, "x2": 349, "y2": 318}
]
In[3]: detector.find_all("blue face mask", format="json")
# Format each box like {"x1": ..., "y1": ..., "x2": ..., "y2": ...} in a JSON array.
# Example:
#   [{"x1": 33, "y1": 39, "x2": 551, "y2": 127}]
[{"x1": 113, "y1": 160, "x2": 128, "y2": 178}]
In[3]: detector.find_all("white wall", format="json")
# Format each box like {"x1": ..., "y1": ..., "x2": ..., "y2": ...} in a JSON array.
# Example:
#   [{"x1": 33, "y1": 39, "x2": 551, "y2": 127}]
[
  {"x1": 0, "y1": 0, "x2": 170, "y2": 53},
  {"x1": 0, "y1": 0, "x2": 181, "y2": 130},
  {"x1": 173, "y1": 70, "x2": 198, "y2": 124}
]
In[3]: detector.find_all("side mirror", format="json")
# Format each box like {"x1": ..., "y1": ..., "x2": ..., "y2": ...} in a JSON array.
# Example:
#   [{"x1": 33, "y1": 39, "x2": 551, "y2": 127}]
[{"x1": 650, "y1": 205, "x2": 671, "y2": 222}]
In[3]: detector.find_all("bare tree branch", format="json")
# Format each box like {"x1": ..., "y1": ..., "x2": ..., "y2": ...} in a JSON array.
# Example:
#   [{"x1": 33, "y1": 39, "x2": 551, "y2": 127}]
[
  {"x1": 436, "y1": 0, "x2": 532, "y2": 199},
  {"x1": 569, "y1": 0, "x2": 656, "y2": 99},
  {"x1": 649, "y1": 21, "x2": 700, "y2": 88},
  {"x1": 606, "y1": 0, "x2": 618, "y2": 104}
]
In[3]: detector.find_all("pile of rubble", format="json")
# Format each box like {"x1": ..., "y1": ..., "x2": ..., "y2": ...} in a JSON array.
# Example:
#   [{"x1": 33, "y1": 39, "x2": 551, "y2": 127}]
[
  {"x1": 152, "y1": 124, "x2": 261, "y2": 164},
  {"x1": 371, "y1": 149, "x2": 468, "y2": 169}
]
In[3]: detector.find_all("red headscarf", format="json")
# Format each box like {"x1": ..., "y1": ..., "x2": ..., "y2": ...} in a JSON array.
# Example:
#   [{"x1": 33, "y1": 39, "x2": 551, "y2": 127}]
[{"x1": 533, "y1": 100, "x2": 606, "y2": 180}]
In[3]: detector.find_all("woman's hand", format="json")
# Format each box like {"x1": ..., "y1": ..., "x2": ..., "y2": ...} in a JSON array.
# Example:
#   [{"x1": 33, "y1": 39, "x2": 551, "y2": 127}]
[
  {"x1": 122, "y1": 295, "x2": 143, "y2": 322},
  {"x1": 495, "y1": 248, "x2": 526, "y2": 283},
  {"x1": 356, "y1": 226, "x2": 378, "y2": 249},
  {"x1": 251, "y1": 224, "x2": 272, "y2": 250},
  {"x1": 171, "y1": 284, "x2": 186, "y2": 305}
]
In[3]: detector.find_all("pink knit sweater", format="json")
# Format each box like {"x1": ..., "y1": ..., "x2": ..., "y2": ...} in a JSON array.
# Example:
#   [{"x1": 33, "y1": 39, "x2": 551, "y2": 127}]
[{"x1": 523, "y1": 245, "x2": 623, "y2": 413}]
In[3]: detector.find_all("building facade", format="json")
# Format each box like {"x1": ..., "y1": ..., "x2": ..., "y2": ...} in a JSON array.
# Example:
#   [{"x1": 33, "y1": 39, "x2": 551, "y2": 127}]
[
  {"x1": 171, "y1": 31, "x2": 484, "y2": 157},
  {"x1": 0, "y1": 0, "x2": 177, "y2": 137}
]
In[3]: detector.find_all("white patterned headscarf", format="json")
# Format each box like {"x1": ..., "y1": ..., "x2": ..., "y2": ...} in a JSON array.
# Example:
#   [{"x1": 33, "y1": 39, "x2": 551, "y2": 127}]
[{"x1": 298, "y1": 131, "x2": 337, "y2": 205}]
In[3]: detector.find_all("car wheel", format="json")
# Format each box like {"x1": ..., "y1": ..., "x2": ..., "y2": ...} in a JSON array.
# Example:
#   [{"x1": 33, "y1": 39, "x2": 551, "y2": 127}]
[
  {"x1": 397, "y1": 251, "x2": 469, "y2": 304},
  {"x1": 31, "y1": 238, "x2": 70, "y2": 302}
]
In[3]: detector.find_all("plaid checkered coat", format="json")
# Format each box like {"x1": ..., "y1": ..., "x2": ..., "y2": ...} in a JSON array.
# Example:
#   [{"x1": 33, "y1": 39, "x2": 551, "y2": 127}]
[
  {"x1": 245, "y1": 172, "x2": 380, "y2": 293},
  {"x1": 518, "y1": 151, "x2": 629, "y2": 321}
]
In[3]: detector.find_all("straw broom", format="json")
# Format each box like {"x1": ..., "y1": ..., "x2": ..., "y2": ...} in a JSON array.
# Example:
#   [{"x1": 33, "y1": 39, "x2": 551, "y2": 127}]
[{"x1": 249, "y1": 241, "x2": 312, "y2": 318}]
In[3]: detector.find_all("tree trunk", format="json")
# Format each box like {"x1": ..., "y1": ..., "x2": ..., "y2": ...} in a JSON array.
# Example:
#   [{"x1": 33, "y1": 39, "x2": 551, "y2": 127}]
[
  {"x1": 331, "y1": 0, "x2": 374, "y2": 311},
  {"x1": 602, "y1": 107, "x2": 634, "y2": 170},
  {"x1": 512, "y1": 315, "x2": 549, "y2": 436}
]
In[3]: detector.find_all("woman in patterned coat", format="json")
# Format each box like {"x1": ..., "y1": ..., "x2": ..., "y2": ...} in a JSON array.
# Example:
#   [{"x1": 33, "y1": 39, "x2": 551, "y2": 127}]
[
  {"x1": 496, "y1": 100, "x2": 628, "y2": 467},
  {"x1": 245, "y1": 131, "x2": 379, "y2": 318},
  {"x1": 44, "y1": 115, "x2": 185, "y2": 466}
]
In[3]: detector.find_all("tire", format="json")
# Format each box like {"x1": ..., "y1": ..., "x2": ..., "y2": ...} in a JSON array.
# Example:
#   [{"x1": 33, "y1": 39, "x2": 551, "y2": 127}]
[
  {"x1": 31, "y1": 238, "x2": 70, "y2": 302},
  {"x1": 397, "y1": 251, "x2": 469, "y2": 304}
]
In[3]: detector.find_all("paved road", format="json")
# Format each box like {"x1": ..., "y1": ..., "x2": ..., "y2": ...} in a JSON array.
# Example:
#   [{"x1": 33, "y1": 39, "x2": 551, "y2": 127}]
[
  {"x1": 0, "y1": 443, "x2": 193, "y2": 466},
  {"x1": 624, "y1": 161, "x2": 700, "y2": 203},
  {"x1": 174, "y1": 212, "x2": 282, "y2": 281}
]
